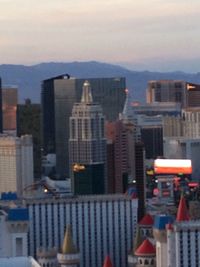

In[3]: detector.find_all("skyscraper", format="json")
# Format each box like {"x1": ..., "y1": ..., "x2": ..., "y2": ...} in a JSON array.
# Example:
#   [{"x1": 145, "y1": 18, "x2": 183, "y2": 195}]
[
  {"x1": 0, "y1": 134, "x2": 34, "y2": 197},
  {"x1": 17, "y1": 99, "x2": 41, "y2": 179},
  {"x1": 69, "y1": 81, "x2": 107, "y2": 194},
  {"x1": 2, "y1": 86, "x2": 18, "y2": 133},
  {"x1": 147, "y1": 80, "x2": 200, "y2": 108},
  {"x1": 41, "y1": 75, "x2": 126, "y2": 178}
]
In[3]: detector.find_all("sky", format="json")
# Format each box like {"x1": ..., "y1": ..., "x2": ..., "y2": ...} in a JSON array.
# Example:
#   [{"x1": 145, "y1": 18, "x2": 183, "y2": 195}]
[{"x1": 1, "y1": 0, "x2": 200, "y2": 72}]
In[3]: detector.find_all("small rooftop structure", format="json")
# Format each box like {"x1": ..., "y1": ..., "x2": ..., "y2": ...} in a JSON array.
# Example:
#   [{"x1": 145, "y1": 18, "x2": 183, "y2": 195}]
[
  {"x1": 135, "y1": 239, "x2": 156, "y2": 256},
  {"x1": 139, "y1": 214, "x2": 154, "y2": 226}
]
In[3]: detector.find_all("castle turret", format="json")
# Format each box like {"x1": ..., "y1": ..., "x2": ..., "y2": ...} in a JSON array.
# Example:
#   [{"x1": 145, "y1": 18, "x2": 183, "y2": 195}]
[
  {"x1": 138, "y1": 214, "x2": 154, "y2": 238},
  {"x1": 135, "y1": 239, "x2": 156, "y2": 267},
  {"x1": 57, "y1": 225, "x2": 80, "y2": 267},
  {"x1": 176, "y1": 195, "x2": 190, "y2": 222},
  {"x1": 128, "y1": 226, "x2": 143, "y2": 266},
  {"x1": 37, "y1": 247, "x2": 58, "y2": 267},
  {"x1": 103, "y1": 255, "x2": 113, "y2": 267}
]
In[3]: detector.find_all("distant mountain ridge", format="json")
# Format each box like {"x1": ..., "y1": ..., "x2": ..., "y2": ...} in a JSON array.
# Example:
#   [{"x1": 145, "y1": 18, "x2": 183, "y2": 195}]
[{"x1": 1, "y1": 61, "x2": 200, "y2": 103}]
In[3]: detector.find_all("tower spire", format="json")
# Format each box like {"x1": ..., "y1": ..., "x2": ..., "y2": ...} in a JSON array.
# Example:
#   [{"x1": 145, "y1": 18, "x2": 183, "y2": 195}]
[
  {"x1": 62, "y1": 225, "x2": 77, "y2": 254},
  {"x1": 57, "y1": 225, "x2": 80, "y2": 267},
  {"x1": 120, "y1": 89, "x2": 134, "y2": 123},
  {"x1": 176, "y1": 195, "x2": 190, "y2": 222},
  {"x1": 81, "y1": 80, "x2": 93, "y2": 103}
]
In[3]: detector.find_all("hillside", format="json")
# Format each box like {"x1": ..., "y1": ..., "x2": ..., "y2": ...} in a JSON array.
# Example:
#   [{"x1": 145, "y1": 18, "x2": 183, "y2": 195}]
[{"x1": 1, "y1": 61, "x2": 200, "y2": 103}]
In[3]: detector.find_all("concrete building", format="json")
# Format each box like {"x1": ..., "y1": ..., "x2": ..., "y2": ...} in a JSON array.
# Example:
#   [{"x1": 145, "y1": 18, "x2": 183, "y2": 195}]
[
  {"x1": 147, "y1": 80, "x2": 200, "y2": 108},
  {"x1": 2, "y1": 86, "x2": 18, "y2": 133},
  {"x1": 0, "y1": 207, "x2": 29, "y2": 258},
  {"x1": 41, "y1": 75, "x2": 126, "y2": 178},
  {"x1": 26, "y1": 194, "x2": 138, "y2": 267},
  {"x1": 163, "y1": 137, "x2": 200, "y2": 179},
  {"x1": 133, "y1": 102, "x2": 181, "y2": 117},
  {"x1": 182, "y1": 107, "x2": 200, "y2": 138},
  {"x1": 69, "y1": 81, "x2": 107, "y2": 194},
  {"x1": 0, "y1": 134, "x2": 34, "y2": 196},
  {"x1": 105, "y1": 90, "x2": 135, "y2": 193},
  {"x1": 162, "y1": 115, "x2": 183, "y2": 138}
]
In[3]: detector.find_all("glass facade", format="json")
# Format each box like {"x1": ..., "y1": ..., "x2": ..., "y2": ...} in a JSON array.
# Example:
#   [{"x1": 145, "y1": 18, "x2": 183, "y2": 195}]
[{"x1": 42, "y1": 76, "x2": 126, "y2": 178}]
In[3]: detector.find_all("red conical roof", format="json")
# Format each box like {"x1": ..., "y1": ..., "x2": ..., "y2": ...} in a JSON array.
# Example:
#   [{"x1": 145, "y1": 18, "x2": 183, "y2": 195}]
[
  {"x1": 139, "y1": 214, "x2": 154, "y2": 226},
  {"x1": 176, "y1": 195, "x2": 190, "y2": 222},
  {"x1": 135, "y1": 239, "x2": 156, "y2": 256},
  {"x1": 103, "y1": 255, "x2": 113, "y2": 267}
]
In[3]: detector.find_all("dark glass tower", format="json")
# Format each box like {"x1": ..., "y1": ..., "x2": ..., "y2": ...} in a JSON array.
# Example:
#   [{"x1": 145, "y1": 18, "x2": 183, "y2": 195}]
[
  {"x1": 17, "y1": 100, "x2": 41, "y2": 179},
  {"x1": 69, "y1": 81, "x2": 107, "y2": 194},
  {"x1": 0, "y1": 78, "x2": 2, "y2": 133},
  {"x1": 41, "y1": 75, "x2": 126, "y2": 178}
]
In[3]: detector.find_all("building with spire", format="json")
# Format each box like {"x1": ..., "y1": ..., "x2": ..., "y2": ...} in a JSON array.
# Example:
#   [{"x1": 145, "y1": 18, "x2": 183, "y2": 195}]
[
  {"x1": 41, "y1": 75, "x2": 126, "y2": 178},
  {"x1": 57, "y1": 225, "x2": 80, "y2": 267},
  {"x1": 134, "y1": 239, "x2": 156, "y2": 267},
  {"x1": 106, "y1": 89, "x2": 135, "y2": 193},
  {"x1": 69, "y1": 81, "x2": 107, "y2": 194}
]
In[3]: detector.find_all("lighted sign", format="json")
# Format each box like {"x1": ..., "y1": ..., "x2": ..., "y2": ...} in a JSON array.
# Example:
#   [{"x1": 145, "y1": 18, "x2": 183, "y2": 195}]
[{"x1": 154, "y1": 159, "x2": 192, "y2": 174}]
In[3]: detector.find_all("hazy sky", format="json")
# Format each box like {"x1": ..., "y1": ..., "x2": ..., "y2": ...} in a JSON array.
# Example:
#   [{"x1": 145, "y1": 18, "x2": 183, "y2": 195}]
[{"x1": 1, "y1": 0, "x2": 200, "y2": 71}]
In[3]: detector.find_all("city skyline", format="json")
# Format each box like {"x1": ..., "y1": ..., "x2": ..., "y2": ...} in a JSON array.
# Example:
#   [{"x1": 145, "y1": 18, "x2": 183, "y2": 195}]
[{"x1": 1, "y1": 0, "x2": 200, "y2": 72}]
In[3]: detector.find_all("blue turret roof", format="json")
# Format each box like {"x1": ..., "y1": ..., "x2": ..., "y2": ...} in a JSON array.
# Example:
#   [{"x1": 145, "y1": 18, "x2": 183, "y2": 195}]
[
  {"x1": 154, "y1": 215, "x2": 174, "y2": 230},
  {"x1": 7, "y1": 208, "x2": 29, "y2": 221}
]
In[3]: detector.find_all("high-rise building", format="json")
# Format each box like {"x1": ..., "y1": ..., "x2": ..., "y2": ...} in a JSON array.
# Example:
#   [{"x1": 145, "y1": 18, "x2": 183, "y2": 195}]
[
  {"x1": 17, "y1": 99, "x2": 41, "y2": 179},
  {"x1": 0, "y1": 78, "x2": 2, "y2": 133},
  {"x1": 147, "y1": 80, "x2": 200, "y2": 108},
  {"x1": 105, "y1": 90, "x2": 135, "y2": 193},
  {"x1": 26, "y1": 194, "x2": 138, "y2": 267},
  {"x1": 41, "y1": 75, "x2": 126, "y2": 178},
  {"x1": 69, "y1": 81, "x2": 107, "y2": 194},
  {"x1": 2, "y1": 86, "x2": 18, "y2": 132},
  {"x1": 0, "y1": 134, "x2": 34, "y2": 196}
]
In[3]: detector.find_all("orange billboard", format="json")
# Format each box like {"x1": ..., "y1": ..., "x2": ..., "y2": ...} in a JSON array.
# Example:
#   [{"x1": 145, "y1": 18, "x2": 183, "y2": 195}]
[{"x1": 154, "y1": 159, "x2": 192, "y2": 174}]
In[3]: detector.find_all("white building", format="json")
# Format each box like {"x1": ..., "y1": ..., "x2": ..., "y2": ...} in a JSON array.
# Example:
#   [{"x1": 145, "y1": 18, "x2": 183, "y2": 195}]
[
  {"x1": 0, "y1": 207, "x2": 29, "y2": 258},
  {"x1": 0, "y1": 134, "x2": 34, "y2": 196},
  {"x1": 0, "y1": 257, "x2": 41, "y2": 267},
  {"x1": 154, "y1": 196, "x2": 200, "y2": 267},
  {"x1": 26, "y1": 194, "x2": 138, "y2": 267}
]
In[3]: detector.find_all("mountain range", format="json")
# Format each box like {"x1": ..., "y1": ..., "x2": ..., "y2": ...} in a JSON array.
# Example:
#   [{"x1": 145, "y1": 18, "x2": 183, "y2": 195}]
[{"x1": 1, "y1": 61, "x2": 200, "y2": 103}]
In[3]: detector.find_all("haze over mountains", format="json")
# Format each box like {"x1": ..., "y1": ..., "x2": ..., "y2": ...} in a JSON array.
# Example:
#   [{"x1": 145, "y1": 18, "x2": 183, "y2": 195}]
[{"x1": 1, "y1": 61, "x2": 200, "y2": 103}]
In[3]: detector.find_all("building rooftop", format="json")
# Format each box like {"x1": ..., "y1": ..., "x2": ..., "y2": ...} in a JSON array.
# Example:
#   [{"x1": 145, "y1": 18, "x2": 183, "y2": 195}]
[
  {"x1": 154, "y1": 215, "x2": 174, "y2": 230},
  {"x1": 139, "y1": 214, "x2": 154, "y2": 226},
  {"x1": 7, "y1": 208, "x2": 29, "y2": 221},
  {"x1": 0, "y1": 257, "x2": 41, "y2": 267},
  {"x1": 135, "y1": 239, "x2": 156, "y2": 256}
]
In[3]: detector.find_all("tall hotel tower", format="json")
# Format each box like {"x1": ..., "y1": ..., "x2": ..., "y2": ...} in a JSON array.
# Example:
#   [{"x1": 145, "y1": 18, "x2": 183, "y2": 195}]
[
  {"x1": 69, "y1": 81, "x2": 107, "y2": 194},
  {"x1": 41, "y1": 75, "x2": 126, "y2": 178}
]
